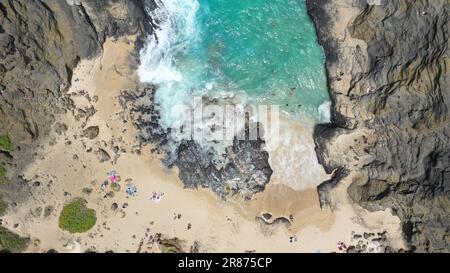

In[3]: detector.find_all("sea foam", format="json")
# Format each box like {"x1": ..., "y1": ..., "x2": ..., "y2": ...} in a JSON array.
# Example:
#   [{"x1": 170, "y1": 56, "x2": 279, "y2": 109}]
[
  {"x1": 139, "y1": 0, "x2": 199, "y2": 84},
  {"x1": 138, "y1": 0, "x2": 332, "y2": 190}
]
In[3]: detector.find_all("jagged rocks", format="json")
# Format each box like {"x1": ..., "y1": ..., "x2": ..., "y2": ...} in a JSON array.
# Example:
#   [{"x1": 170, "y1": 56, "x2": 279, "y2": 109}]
[
  {"x1": 307, "y1": 0, "x2": 450, "y2": 252},
  {"x1": 347, "y1": 177, "x2": 391, "y2": 203},
  {"x1": 316, "y1": 168, "x2": 349, "y2": 210},
  {"x1": 0, "y1": 0, "x2": 156, "y2": 208},
  {"x1": 0, "y1": 0, "x2": 101, "y2": 144},
  {"x1": 122, "y1": 86, "x2": 273, "y2": 199},
  {"x1": 174, "y1": 137, "x2": 272, "y2": 199}
]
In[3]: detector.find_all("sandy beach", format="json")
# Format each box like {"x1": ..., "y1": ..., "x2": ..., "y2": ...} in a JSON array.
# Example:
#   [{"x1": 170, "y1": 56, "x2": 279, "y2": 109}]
[{"x1": 1, "y1": 36, "x2": 405, "y2": 253}]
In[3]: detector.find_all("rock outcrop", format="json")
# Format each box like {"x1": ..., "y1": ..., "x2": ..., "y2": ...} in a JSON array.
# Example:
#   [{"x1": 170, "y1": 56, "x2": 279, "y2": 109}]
[
  {"x1": 308, "y1": 0, "x2": 449, "y2": 252},
  {"x1": 121, "y1": 86, "x2": 273, "y2": 199},
  {"x1": 174, "y1": 137, "x2": 272, "y2": 199},
  {"x1": 0, "y1": 0, "x2": 153, "y2": 186}
]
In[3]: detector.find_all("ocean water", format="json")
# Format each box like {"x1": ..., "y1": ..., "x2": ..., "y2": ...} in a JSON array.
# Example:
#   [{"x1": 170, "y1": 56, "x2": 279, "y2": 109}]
[{"x1": 139, "y1": 0, "x2": 330, "y2": 130}]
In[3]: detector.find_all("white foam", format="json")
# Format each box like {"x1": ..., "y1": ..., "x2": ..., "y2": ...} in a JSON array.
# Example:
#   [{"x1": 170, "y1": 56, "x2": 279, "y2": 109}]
[
  {"x1": 262, "y1": 116, "x2": 330, "y2": 191},
  {"x1": 138, "y1": 0, "x2": 258, "y2": 153},
  {"x1": 138, "y1": 0, "x2": 204, "y2": 132},
  {"x1": 137, "y1": 1, "x2": 330, "y2": 188},
  {"x1": 138, "y1": 0, "x2": 200, "y2": 84},
  {"x1": 318, "y1": 100, "x2": 331, "y2": 123}
]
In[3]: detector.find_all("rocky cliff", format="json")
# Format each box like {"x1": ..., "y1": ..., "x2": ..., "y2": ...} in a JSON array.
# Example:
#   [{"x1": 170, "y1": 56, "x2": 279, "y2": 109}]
[
  {"x1": 308, "y1": 0, "x2": 449, "y2": 252},
  {"x1": 0, "y1": 0, "x2": 152, "y2": 186}
]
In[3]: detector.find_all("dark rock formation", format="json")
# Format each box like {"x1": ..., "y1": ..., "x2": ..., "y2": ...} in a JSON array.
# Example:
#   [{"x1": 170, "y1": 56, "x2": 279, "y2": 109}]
[
  {"x1": 121, "y1": 86, "x2": 273, "y2": 199},
  {"x1": 174, "y1": 137, "x2": 272, "y2": 199},
  {"x1": 316, "y1": 167, "x2": 349, "y2": 210},
  {"x1": 308, "y1": 0, "x2": 449, "y2": 252},
  {"x1": 0, "y1": 0, "x2": 151, "y2": 144},
  {"x1": 0, "y1": 0, "x2": 154, "y2": 198},
  {"x1": 1, "y1": 0, "x2": 95, "y2": 144}
]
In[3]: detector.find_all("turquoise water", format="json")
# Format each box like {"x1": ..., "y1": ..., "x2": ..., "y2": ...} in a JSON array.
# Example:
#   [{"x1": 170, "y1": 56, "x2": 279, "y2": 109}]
[{"x1": 139, "y1": 0, "x2": 330, "y2": 128}]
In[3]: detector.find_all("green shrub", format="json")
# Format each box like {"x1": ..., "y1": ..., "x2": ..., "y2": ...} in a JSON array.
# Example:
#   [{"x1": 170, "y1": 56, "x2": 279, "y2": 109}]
[
  {"x1": 0, "y1": 196, "x2": 6, "y2": 216},
  {"x1": 0, "y1": 165, "x2": 9, "y2": 185},
  {"x1": 0, "y1": 136, "x2": 12, "y2": 153},
  {"x1": 0, "y1": 226, "x2": 30, "y2": 253},
  {"x1": 59, "y1": 198, "x2": 97, "y2": 233}
]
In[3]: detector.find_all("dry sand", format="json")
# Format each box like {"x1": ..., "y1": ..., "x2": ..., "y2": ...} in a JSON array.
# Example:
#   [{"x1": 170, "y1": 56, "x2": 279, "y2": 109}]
[{"x1": 2, "y1": 36, "x2": 405, "y2": 253}]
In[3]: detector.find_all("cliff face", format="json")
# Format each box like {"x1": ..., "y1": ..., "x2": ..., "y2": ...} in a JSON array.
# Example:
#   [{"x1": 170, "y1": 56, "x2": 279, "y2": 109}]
[
  {"x1": 0, "y1": 0, "x2": 152, "y2": 181},
  {"x1": 308, "y1": 0, "x2": 449, "y2": 252}
]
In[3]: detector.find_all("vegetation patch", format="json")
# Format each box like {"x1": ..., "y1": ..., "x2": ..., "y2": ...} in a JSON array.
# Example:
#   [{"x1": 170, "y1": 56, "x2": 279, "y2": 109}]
[
  {"x1": 0, "y1": 195, "x2": 6, "y2": 216},
  {"x1": 59, "y1": 198, "x2": 97, "y2": 233},
  {"x1": 0, "y1": 165, "x2": 10, "y2": 185},
  {"x1": 0, "y1": 135, "x2": 13, "y2": 153},
  {"x1": 0, "y1": 226, "x2": 30, "y2": 253}
]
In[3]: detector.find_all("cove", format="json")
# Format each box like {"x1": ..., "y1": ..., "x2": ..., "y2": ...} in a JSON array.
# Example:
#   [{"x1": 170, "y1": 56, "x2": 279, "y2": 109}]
[{"x1": 138, "y1": 0, "x2": 330, "y2": 130}]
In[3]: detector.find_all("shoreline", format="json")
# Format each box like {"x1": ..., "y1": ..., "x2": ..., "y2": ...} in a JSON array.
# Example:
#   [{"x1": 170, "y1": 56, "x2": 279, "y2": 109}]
[
  {"x1": 1, "y1": 35, "x2": 406, "y2": 253},
  {"x1": 0, "y1": 0, "x2": 446, "y2": 253},
  {"x1": 305, "y1": 0, "x2": 364, "y2": 204},
  {"x1": 306, "y1": 0, "x2": 450, "y2": 252}
]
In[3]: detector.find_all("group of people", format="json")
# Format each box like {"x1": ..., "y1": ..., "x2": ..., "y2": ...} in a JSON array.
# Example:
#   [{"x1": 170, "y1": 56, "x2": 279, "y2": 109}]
[
  {"x1": 104, "y1": 171, "x2": 165, "y2": 203},
  {"x1": 103, "y1": 170, "x2": 138, "y2": 197},
  {"x1": 289, "y1": 235, "x2": 298, "y2": 243},
  {"x1": 99, "y1": 171, "x2": 119, "y2": 191},
  {"x1": 150, "y1": 191, "x2": 164, "y2": 203},
  {"x1": 126, "y1": 184, "x2": 138, "y2": 197},
  {"x1": 336, "y1": 241, "x2": 348, "y2": 251},
  {"x1": 107, "y1": 170, "x2": 118, "y2": 183}
]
